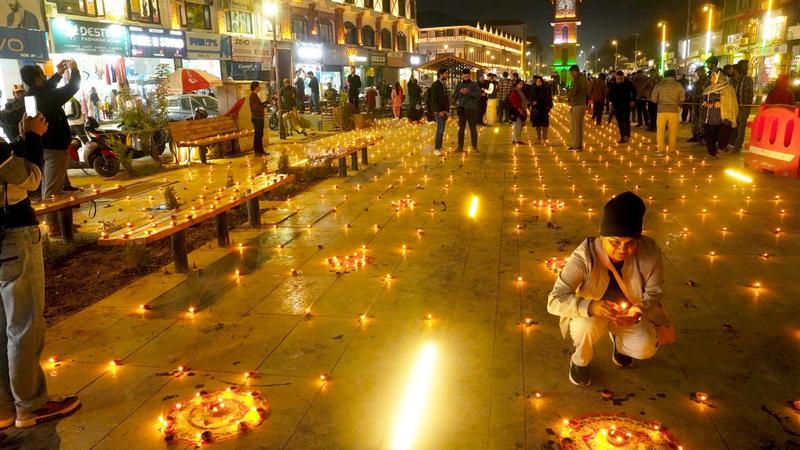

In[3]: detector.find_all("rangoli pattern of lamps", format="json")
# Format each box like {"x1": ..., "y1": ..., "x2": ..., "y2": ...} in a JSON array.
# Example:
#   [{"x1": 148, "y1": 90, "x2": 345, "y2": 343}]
[{"x1": 559, "y1": 414, "x2": 683, "y2": 450}]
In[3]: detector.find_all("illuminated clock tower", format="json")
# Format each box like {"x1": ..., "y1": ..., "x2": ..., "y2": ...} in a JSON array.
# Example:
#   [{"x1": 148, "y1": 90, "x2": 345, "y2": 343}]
[{"x1": 551, "y1": 0, "x2": 581, "y2": 81}]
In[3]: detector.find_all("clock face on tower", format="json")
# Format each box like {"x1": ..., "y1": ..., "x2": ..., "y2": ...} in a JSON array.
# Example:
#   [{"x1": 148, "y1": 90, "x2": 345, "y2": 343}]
[{"x1": 556, "y1": 0, "x2": 576, "y2": 17}]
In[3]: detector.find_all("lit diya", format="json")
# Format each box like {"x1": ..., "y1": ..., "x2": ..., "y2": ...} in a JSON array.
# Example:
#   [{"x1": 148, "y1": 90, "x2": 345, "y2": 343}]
[
  {"x1": 326, "y1": 253, "x2": 374, "y2": 274},
  {"x1": 546, "y1": 257, "x2": 569, "y2": 274},
  {"x1": 159, "y1": 387, "x2": 270, "y2": 445},
  {"x1": 560, "y1": 414, "x2": 682, "y2": 449}
]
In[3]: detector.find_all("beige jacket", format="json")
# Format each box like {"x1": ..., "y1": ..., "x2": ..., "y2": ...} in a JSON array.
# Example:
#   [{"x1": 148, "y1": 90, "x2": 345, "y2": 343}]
[
  {"x1": 547, "y1": 236, "x2": 664, "y2": 338},
  {"x1": 0, "y1": 153, "x2": 42, "y2": 207}
]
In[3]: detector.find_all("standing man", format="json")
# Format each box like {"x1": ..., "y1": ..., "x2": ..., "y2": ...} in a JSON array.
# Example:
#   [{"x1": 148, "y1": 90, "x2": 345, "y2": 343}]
[
  {"x1": 0, "y1": 84, "x2": 25, "y2": 141},
  {"x1": 643, "y1": 69, "x2": 659, "y2": 132},
  {"x1": 88, "y1": 87, "x2": 100, "y2": 119},
  {"x1": 307, "y1": 71, "x2": 320, "y2": 114},
  {"x1": 453, "y1": 68, "x2": 481, "y2": 153},
  {"x1": 730, "y1": 60, "x2": 753, "y2": 153},
  {"x1": 485, "y1": 73, "x2": 498, "y2": 126},
  {"x1": 294, "y1": 71, "x2": 305, "y2": 113},
  {"x1": 496, "y1": 72, "x2": 513, "y2": 123},
  {"x1": 651, "y1": 69, "x2": 686, "y2": 157},
  {"x1": 631, "y1": 70, "x2": 648, "y2": 128},
  {"x1": 589, "y1": 74, "x2": 607, "y2": 126},
  {"x1": 478, "y1": 74, "x2": 489, "y2": 125},
  {"x1": 607, "y1": 71, "x2": 636, "y2": 144},
  {"x1": 1, "y1": 113, "x2": 82, "y2": 428},
  {"x1": 567, "y1": 65, "x2": 589, "y2": 151},
  {"x1": 20, "y1": 61, "x2": 80, "y2": 236},
  {"x1": 346, "y1": 66, "x2": 362, "y2": 110},
  {"x1": 248, "y1": 81, "x2": 267, "y2": 154},
  {"x1": 688, "y1": 66, "x2": 709, "y2": 143},
  {"x1": 428, "y1": 68, "x2": 449, "y2": 156}
]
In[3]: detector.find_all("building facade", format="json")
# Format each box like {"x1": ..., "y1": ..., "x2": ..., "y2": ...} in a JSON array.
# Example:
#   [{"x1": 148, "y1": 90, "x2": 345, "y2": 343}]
[
  {"x1": 417, "y1": 23, "x2": 524, "y2": 75},
  {"x1": 551, "y1": 0, "x2": 580, "y2": 81},
  {"x1": 0, "y1": 0, "x2": 420, "y2": 115}
]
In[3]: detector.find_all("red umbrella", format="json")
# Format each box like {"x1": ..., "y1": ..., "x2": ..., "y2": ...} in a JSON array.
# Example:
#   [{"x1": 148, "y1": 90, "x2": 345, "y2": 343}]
[{"x1": 165, "y1": 68, "x2": 222, "y2": 94}]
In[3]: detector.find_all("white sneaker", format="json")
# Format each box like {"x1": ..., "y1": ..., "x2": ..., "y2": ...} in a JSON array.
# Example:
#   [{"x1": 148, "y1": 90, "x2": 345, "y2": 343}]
[{"x1": 433, "y1": 149, "x2": 443, "y2": 156}]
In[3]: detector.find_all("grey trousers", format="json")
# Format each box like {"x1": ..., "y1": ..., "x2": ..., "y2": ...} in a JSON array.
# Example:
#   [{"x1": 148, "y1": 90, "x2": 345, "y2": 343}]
[
  {"x1": 570, "y1": 105, "x2": 586, "y2": 148},
  {"x1": 731, "y1": 107, "x2": 751, "y2": 151},
  {"x1": 0, "y1": 226, "x2": 48, "y2": 415},
  {"x1": 42, "y1": 150, "x2": 69, "y2": 227}
]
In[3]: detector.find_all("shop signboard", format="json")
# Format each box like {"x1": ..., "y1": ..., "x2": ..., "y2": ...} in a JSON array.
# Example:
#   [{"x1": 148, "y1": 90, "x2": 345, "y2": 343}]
[
  {"x1": 129, "y1": 27, "x2": 185, "y2": 58},
  {"x1": 0, "y1": 26, "x2": 46, "y2": 60},
  {"x1": 50, "y1": 18, "x2": 128, "y2": 56},
  {"x1": 369, "y1": 52, "x2": 387, "y2": 67},
  {"x1": 186, "y1": 31, "x2": 223, "y2": 60},
  {"x1": 230, "y1": 36, "x2": 270, "y2": 63},
  {"x1": 231, "y1": 62, "x2": 266, "y2": 80}
]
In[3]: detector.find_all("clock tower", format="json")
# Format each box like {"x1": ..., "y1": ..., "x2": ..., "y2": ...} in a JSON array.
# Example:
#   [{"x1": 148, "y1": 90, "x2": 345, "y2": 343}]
[{"x1": 551, "y1": 0, "x2": 581, "y2": 82}]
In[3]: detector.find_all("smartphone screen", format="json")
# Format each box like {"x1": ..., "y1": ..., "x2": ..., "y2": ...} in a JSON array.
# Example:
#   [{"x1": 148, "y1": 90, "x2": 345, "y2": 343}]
[{"x1": 24, "y1": 96, "x2": 37, "y2": 116}]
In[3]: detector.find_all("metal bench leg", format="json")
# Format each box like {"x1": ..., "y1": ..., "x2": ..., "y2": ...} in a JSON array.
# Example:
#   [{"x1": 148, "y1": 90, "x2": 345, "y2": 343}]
[
  {"x1": 338, "y1": 157, "x2": 347, "y2": 176},
  {"x1": 361, "y1": 147, "x2": 368, "y2": 165},
  {"x1": 171, "y1": 230, "x2": 189, "y2": 273},
  {"x1": 216, "y1": 212, "x2": 230, "y2": 247},
  {"x1": 246, "y1": 198, "x2": 261, "y2": 227},
  {"x1": 57, "y1": 209, "x2": 74, "y2": 244},
  {"x1": 350, "y1": 152, "x2": 359, "y2": 170}
]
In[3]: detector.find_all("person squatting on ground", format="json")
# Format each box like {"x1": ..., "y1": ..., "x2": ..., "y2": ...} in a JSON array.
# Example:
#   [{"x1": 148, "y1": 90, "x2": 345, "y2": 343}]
[
  {"x1": 651, "y1": 69, "x2": 686, "y2": 157},
  {"x1": 453, "y1": 69, "x2": 480, "y2": 153},
  {"x1": 547, "y1": 192, "x2": 675, "y2": 387},
  {"x1": 567, "y1": 65, "x2": 589, "y2": 151},
  {"x1": 0, "y1": 113, "x2": 81, "y2": 428},
  {"x1": 20, "y1": 61, "x2": 80, "y2": 236},
  {"x1": 529, "y1": 76, "x2": 553, "y2": 144},
  {"x1": 701, "y1": 69, "x2": 738, "y2": 159},
  {"x1": 428, "y1": 69, "x2": 449, "y2": 156},
  {"x1": 509, "y1": 79, "x2": 528, "y2": 145},
  {"x1": 607, "y1": 71, "x2": 636, "y2": 144}
]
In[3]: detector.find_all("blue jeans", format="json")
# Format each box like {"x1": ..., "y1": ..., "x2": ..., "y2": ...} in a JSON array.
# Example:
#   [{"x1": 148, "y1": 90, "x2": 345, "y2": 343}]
[
  {"x1": 434, "y1": 113, "x2": 448, "y2": 149},
  {"x1": 0, "y1": 226, "x2": 48, "y2": 415}
]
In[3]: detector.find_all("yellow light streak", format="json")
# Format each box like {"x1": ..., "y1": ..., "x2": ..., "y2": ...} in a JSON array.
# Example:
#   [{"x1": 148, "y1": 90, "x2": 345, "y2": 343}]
[
  {"x1": 468, "y1": 195, "x2": 479, "y2": 219},
  {"x1": 724, "y1": 169, "x2": 753, "y2": 184},
  {"x1": 390, "y1": 344, "x2": 438, "y2": 450}
]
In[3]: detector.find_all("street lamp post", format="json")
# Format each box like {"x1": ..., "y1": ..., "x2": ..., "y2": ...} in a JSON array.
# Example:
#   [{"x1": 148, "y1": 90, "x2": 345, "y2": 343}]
[
  {"x1": 658, "y1": 22, "x2": 667, "y2": 75},
  {"x1": 684, "y1": 0, "x2": 692, "y2": 74},
  {"x1": 633, "y1": 33, "x2": 639, "y2": 68},
  {"x1": 263, "y1": 2, "x2": 285, "y2": 139},
  {"x1": 612, "y1": 40, "x2": 618, "y2": 70},
  {"x1": 703, "y1": 4, "x2": 713, "y2": 56},
  {"x1": 590, "y1": 45, "x2": 596, "y2": 73}
]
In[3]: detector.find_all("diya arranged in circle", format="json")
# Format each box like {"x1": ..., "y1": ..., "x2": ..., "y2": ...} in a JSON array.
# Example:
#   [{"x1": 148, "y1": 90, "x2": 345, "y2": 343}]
[{"x1": 560, "y1": 414, "x2": 682, "y2": 449}]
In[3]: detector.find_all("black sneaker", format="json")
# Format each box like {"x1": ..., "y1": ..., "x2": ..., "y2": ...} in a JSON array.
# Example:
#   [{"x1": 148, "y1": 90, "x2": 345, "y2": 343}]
[
  {"x1": 609, "y1": 333, "x2": 633, "y2": 367},
  {"x1": 687, "y1": 136, "x2": 699, "y2": 143},
  {"x1": 569, "y1": 361, "x2": 591, "y2": 386}
]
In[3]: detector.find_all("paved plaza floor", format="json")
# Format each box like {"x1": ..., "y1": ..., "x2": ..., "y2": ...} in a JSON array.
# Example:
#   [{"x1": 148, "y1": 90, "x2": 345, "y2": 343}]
[{"x1": 7, "y1": 106, "x2": 800, "y2": 449}]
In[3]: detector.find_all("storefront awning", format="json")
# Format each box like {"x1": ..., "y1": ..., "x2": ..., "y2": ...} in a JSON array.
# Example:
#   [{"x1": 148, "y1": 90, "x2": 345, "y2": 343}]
[{"x1": 414, "y1": 55, "x2": 487, "y2": 73}]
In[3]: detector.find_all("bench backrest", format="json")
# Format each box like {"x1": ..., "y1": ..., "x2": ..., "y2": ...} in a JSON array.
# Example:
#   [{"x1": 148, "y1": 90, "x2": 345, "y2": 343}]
[{"x1": 168, "y1": 116, "x2": 239, "y2": 143}]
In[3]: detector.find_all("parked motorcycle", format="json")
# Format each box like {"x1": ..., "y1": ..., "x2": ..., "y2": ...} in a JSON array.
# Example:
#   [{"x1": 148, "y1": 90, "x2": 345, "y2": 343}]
[
  {"x1": 67, "y1": 117, "x2": 120, "y2": 178},
  {"x1": 268, "y1": 102, "x2": 279, "y2": 131}
]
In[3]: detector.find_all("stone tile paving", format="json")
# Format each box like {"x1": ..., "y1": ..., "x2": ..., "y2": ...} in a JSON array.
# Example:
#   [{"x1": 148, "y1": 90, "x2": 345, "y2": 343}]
[{"x1": 6, "y1": 108, "x2": 800, "y2": 449}]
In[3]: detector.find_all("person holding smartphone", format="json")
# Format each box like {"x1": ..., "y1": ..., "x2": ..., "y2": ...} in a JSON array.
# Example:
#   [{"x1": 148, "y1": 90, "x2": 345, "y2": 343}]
[
  {"x1": 20, "y1": 60, "x2": 80, "y2": 236},
  {"x1": 0, "y1": 114, "x2": 81, "y2": 429},
  {"x1": 547, "y1": 192, "x2": 675, "y2": 387}
]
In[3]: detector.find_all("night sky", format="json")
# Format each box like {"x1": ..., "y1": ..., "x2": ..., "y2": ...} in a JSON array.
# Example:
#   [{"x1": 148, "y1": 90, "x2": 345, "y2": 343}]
[{"x1": 418, "y1": 0, "x2": 722, "y2": 62}]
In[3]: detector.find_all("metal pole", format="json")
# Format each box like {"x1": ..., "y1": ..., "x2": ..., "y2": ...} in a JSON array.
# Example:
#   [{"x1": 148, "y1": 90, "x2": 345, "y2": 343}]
[
  {"x1": 634, "y1": 33, "x2": 639, "y2": 67},
  {"x1": 273, "y1": 14, "x2": 286, "y2": 139},
  {"x1": 685, "y1": 0, "x2": 691, "y2": 75}
]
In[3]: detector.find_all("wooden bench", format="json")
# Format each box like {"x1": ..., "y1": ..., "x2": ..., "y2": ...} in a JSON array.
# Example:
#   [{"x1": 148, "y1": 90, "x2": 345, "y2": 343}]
[
  {"x1": 167, "y1": 116, "x2": 255, "y2": 162},
  {"x1": 34, "y1": 183, "x2": 126, "y2": 244},
  {"x1": 307, "y1": 134, "x2": 382, "y2": 177},
  {"x1": 98, "y1": 174, "x2": 293, "y2": 273}
]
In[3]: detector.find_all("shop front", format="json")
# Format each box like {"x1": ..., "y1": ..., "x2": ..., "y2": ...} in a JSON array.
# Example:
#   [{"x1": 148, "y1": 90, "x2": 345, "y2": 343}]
[
  {"x1": 49, "y1": 17, "x2": 129, "y2": 116},
  {"x1": 0, "y1": 26, "x2": 48, "y2": 91},
  {"x1": 183, "y1": 31, "x2": 225, "y2": 78},
  {"x1": 225, "y1": 35, "x2": 271, "y2": 82},
  {"x1": 128, "y1": 26, "x2": 184, "y2": 98}
]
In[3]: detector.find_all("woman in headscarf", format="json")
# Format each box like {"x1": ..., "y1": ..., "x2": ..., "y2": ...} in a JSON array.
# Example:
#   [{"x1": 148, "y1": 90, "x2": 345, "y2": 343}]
[
  {"x1": 764, "y1": 74, "x2": 796, "y2": 106},
  {"x1": 547, "y1": 192, "x2": 674, "y2": 387},
  {"x1": 701, "y1": 69, "x2": 738, "y2": 159},
  {"x1": 529, "y1": 75, "x2": 553, "y2": 144},
  {"x1": 509, "y1": 79, "x2": 528, "y2": 145}
]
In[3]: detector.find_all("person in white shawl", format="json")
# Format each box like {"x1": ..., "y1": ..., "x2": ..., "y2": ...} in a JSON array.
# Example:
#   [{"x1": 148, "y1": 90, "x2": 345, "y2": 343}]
[{"x1": 701, "y1": 69, "x2": 738, "y2": 159}]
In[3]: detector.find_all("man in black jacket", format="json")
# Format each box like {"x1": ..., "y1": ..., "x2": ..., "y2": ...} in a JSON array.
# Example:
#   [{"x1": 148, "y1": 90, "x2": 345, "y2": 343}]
[
  {"x1": 608, "y1": 71, "x2": 636, "y2": 144},
  {"x1": 427, "y1": 68, "x2": 449, "y2": 156},
  {"x1": 0, "y1": 84, "x2": 25, "y2": 141},
  {"x1": 20, "y1": 61, "x2": 80, "y2": 235},
  {"x1": 0, "y1": 114, "x2": 81, "y2": 429},
  {"x1": 346, "y1": 66, "x2": 361, "y2": 109},
  {"x1": 307, "y1": 71, "x2": 320, "y2": 113}
]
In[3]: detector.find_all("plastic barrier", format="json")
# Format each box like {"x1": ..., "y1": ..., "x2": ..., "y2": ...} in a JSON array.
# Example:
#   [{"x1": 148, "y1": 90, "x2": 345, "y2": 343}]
[{"x1": 744, "y1": 104, "x2": 800, "y2": 178}]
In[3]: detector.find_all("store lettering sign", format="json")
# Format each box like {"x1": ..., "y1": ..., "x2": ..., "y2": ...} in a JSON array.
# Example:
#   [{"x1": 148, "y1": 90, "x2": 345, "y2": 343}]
[
  {"x1": 50, "y1": 18, "x2": 128, "y2": 56},
  {"x1": 230, "y1": 36, "x2": 270, "y2": 63},
  {"x1": 0, "y1": 26, "x2": 47, "y2": 60},
  {"x1": 129, "y1": 26, "x2": 185, "y2": 58},
  {"x1": 186, "y1": 31, "x2": 222, "y2": 60},
  {"x1": 369, "y1": 53, "x2": 386, "y2": 66}
]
